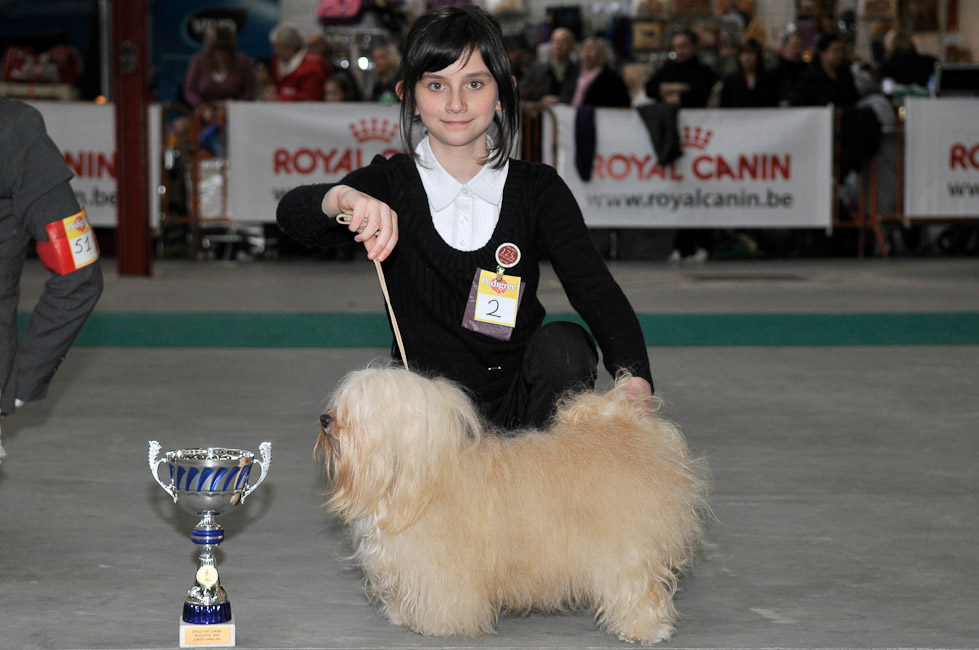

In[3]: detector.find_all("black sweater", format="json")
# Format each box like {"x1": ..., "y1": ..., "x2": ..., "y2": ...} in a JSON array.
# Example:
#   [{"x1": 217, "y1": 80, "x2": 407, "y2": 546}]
[
  {"x1": 645, "y1": 57, "x2": 717, "y2": 108},
  {"x1": 276, "y1": 154, "x2": 653, "y2": 400}
]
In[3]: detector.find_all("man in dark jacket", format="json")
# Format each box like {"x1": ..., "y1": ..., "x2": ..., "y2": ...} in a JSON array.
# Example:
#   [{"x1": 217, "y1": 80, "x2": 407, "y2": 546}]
[
  {"x1": 877, "y1": 28, "x2": 937, "y2": 88},
  {"x1": 519, "y1": 27, "x2": 580, "y2": 105},
  {"x1": 0, "y1": 97, "x2": 103, "y2": 461},
  {"x1": 791, "y1": 33, "x2": 859, "y2": 108},
  {"x1": 645, "y1": 30, "x2": 717, "y2": 261},
  {"x1": 773, "y1": 32, "x2": 808, "y2": 104},
  {"x1": 645, "y1": 29, "x2": 716, "y2": 108}
]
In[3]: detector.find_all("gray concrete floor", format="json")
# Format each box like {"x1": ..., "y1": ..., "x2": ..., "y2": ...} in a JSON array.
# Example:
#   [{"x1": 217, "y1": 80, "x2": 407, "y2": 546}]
[{"x1": 2, "y1": 256, "x2": 978, "y2": 650}]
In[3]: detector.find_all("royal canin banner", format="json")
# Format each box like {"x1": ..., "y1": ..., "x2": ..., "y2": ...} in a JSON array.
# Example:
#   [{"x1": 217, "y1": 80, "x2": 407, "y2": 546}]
[
  {"x1": 29, "y1": 101, "x2": 162, "y2": 228},
  {"x1": 542, "y1": 105, "x2": 833, "y2": 228},
  {"x1": 30, "y1": 101, "x2": 839, "y2": 229},
  {"x1": 226, "y1": 101, "x2": 405, "y2": 221},
  {"x1": 904, "y1": 98, "x2": 979, "y2": 218}
]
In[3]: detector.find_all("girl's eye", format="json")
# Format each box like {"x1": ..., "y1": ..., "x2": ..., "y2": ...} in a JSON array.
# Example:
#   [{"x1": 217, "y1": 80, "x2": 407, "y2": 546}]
[
  {"x1": 467, "y1": 80, "x2": 484, "y2": 90},
  {"x1": 428, "y1": 82, "x2": 444, "y2": 91}
]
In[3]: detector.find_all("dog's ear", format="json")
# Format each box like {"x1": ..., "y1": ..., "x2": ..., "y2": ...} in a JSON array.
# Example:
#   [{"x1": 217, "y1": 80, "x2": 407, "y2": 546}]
[
  {"x1": 326, "y1": 368, "x2": 481, "y2": 533},
  {"x1": 314, "y1": 414, "x2": 342, "y2": 478},
  {"x1": 323, "y1": 413, "x2": 399, "y2": 526}
]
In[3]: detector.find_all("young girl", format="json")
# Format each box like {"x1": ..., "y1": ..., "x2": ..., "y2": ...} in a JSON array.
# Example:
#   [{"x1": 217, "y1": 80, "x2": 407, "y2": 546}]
[{"x1": 277, "y1": 5, "x2": 652, "y2": 429}]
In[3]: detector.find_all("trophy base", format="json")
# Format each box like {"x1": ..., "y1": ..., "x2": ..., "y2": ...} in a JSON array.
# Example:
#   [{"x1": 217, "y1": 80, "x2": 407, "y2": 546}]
[
  {"x1": 183, "y1": 601, "x2": 231, "y2": 624},
  {"x1": 179, "y1": 616, "x2": 235, "y2": 648}
]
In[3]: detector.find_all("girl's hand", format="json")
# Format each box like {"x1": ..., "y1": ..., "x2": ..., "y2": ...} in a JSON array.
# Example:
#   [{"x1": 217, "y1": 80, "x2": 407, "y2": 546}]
[
  {"x1": 621, "y1": 376, "x2": 652, "y2": 400},
  {"x1": 324, "y1": 185, "x2": 399, "y2": 262}
]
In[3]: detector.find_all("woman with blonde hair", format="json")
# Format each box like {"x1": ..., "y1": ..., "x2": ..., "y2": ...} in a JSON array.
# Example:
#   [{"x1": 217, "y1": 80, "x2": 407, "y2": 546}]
[
  {"x1": 572, "y1": 37, "x2": 630, "y2": 107},
  {"x1": 183, "y1": 24, "x2": 256, "y2": 111}
]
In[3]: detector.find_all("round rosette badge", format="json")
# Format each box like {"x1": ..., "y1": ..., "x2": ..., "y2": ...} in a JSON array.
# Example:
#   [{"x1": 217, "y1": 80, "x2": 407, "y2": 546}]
[{"x1": 495, "y1": 243, "x2": 521, "y2": 270}]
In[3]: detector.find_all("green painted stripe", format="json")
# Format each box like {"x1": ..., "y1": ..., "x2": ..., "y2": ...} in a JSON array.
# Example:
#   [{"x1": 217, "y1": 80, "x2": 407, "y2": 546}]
[
  {"x1": 634, "y1": 313, "x2": 979, "y2": 346},
  {"x1": 18, "y1": 311, "x2": 979, "y2": 347}
]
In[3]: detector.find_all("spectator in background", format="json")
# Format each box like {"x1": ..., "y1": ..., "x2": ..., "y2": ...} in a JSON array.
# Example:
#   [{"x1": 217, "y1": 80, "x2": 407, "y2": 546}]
[
  {"x1": 253, "y1": 58, "x2": 279, "y2": 101},
  {"x1": 368, "y1": 44, "x2": 401, "y2": 104},
  {"x1": 648, "y1": 30, "x2": 716, "y2": 263},
  {"x1": 719, "y1": 38, "x2": 779, "y2": 108},
  {"x1": 504, "y1": 34, "x2": 534, "y2": 84},
  {"x1": 304, "y1": 33, "x2": 336, "y2": 81},
  {"x1": 518, "y1": 27, "x2": 579, "y2": 105},
  {"x1": 572, "y1": 37, "x2": 631, "y2": 108},
  {"x1": 717, "y1": 37, "x2": 777, "y2": 259},
  {"x1": 645, "y1": 30, "x2": 716, "y2": 108},
  {"x1": 622, "y1": 62, "x2": 653, "y2": 107},
  {"x1": 183, "y1": 24, "x2": 256, "y2": 118},
  {"x1": 794, "y1": 33, "x2": 881, "y2": 192},
  {"x1": 325, "y1": 75, "x2": 356, "y2": 102},
  {"x1": 182, "y1": 25, "x2": 256, "y2": 155},
  {"x1": 773, "y1": 32, "x2": 807, "y2": 105},
  {"x1": 269, "y1": 23, "x2": 328, "y2": 101},
  {"x1": 791, "y1": 32, "x2": 858, "y2": 108},
  {"x1": 877, "y1": 28, "x2": 937, "y2": 88},
  {"x1": 307, "y1": 32, "x2": 363, "y2": 101}
]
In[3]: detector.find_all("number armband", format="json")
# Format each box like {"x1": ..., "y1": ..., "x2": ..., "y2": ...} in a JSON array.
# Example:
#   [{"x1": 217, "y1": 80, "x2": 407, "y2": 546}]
[{"x1": 36, "y1": 208, "x2": 100, "y2": 275}]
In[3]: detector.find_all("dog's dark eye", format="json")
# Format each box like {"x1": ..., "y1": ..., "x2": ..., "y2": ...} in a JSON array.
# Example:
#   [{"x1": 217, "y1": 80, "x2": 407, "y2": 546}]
[{"x1": 320, "y1": 413, "x2": 335, "y2": 429}]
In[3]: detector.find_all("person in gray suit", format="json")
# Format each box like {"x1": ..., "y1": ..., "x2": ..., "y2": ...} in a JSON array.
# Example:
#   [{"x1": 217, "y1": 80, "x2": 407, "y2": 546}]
[{"x1": 0, "y1": 97, "x2": 103, "y2": 461}]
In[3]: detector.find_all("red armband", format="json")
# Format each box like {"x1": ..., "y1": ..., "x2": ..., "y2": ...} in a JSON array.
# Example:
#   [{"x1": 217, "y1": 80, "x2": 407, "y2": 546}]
[{"x1": 35, "y1": 208, "x2": 100, "y2": 275}]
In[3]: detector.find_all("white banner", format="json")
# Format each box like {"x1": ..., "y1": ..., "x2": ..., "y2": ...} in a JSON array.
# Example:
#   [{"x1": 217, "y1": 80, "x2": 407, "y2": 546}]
[
  {"x1": 29, "y1": 101, "x2": 161, "y2": 228},
  {"x1": 904, "y1": 98, "x2": 979, "y2": 218},
  {"x1": 30, "y1": 101, "x2": 839, "y2": 229},
  {"x1": 226, "y1": 102, "x2": 405, "y2": 222},
  {"x1": 543, "y1": 105, "x2": 833, "y2": 228}
]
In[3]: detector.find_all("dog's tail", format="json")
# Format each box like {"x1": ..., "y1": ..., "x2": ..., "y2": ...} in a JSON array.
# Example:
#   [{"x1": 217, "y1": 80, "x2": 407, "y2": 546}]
[{"x1": 556, "y1": 371, "x2": 712, "y2": 570}]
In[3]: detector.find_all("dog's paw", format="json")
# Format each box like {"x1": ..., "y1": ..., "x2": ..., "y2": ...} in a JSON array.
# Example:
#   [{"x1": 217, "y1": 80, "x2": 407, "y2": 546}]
[{"x1": 616, "y1": 623, "x2": 675, "y2": 645}]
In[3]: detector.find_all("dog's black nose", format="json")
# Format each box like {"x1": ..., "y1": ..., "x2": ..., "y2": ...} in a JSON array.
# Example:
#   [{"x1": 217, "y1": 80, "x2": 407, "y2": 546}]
[{"x1": 320, "y1": 413, "x2": 334, "y2": 429}]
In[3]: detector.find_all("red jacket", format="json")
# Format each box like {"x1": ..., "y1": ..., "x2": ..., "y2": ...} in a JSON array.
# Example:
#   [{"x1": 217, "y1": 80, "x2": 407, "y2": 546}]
[{"x1": 272, "y1": 51, "x2": 329, "y2": 101}]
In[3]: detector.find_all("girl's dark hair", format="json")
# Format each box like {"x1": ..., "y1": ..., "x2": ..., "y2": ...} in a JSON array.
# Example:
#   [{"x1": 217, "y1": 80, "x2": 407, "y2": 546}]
[
  {"x1": 204, "y1": 25, "x2": 240, "y2": 74},
  {"x1": 739, "y1": 37, "x2": 763, "y2": 57},
  {"x1": 398, "y1": 5, "x2": 519, "y2": 169},
  {"x1": 816, "y1": 32, "x2": 843, "y2": 52},
  {"x1": 671, "y1": 29, "x2": 699, "y2": 47},
  {"x1": 328, "y1": 74, "x2": 354, "y2": 100}
]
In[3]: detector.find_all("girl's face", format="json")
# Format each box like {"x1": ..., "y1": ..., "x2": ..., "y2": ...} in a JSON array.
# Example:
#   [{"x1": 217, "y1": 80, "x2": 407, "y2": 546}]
[
  {"x1": 325, "y1": 80, "x2": 346, "y2": 102},
  {"x1": 739, "y1": 49, "x2": 758, "y2": 72},
  {"x1": 820, "y1": 41, "x2": 845, "y2": 70},
  {"x1": 412, "y1": 49, "x2": 500, "y2": 161}
]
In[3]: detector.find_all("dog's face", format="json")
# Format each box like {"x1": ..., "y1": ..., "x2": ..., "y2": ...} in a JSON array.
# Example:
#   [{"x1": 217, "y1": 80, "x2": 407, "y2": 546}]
[
  {"x1": 317, "y1": 410, "x2": 342, "y2": 476},
  {"x1": 317, "y1": 367, "x2": 483, "y2": 532}
]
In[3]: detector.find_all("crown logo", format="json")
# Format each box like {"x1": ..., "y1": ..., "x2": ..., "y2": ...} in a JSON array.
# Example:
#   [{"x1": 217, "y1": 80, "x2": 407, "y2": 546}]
[
  {"x1": 682, "y1": 125, "x2": 713, "y2": 150},
  {"x1": 349, "y1": 118, "x2": 399, "y2": 143}
]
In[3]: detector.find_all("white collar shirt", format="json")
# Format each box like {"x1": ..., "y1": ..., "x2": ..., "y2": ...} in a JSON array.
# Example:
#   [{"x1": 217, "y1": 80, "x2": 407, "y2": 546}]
[{"x1": 414, "y1": 136, "x2": 509, "y2": 252}]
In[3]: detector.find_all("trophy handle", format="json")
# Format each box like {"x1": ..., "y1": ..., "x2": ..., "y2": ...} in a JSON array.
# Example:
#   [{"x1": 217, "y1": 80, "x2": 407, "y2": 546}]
[
  {"x1": 241, "y1": 441, "x2": 271, "y2": 502},
  {"x1": 148, "y1": 440, "x2": 178, "y2": 502}
]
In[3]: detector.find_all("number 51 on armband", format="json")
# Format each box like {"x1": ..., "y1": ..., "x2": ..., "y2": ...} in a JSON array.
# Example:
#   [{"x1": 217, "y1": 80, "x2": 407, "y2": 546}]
[{"x1": 36, "y1": 208, "x2": 100, "y2": 275}]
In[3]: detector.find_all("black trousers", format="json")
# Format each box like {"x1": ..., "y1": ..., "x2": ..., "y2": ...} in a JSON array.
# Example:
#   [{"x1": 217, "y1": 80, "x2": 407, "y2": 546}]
[{"x1": 482, "y1": 321, "x2": 598, "y2": 431}]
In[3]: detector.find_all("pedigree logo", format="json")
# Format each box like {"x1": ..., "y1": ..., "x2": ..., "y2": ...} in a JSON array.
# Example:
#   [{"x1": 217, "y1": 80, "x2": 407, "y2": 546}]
[
  {"x1": 950, "y1": 143, "x2": 979, "y2": 170},
  {"x1": 65, "y1": 213, "x2": 90, "y2": 234},
  {"x1": 349, "y1": 118, "x2": 399, "y2": 143},
  {"x1": 592, "y1": 122, "x2": 791, "y2": 182},
  {"x1": 480, "y1": 275, "x2": 518, "y2": 294}
]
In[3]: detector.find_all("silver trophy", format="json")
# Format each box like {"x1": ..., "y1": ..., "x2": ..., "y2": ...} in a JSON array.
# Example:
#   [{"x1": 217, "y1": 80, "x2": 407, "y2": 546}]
[{"x1": 149, "y1": 441, "x2": 271, "y2": 642}]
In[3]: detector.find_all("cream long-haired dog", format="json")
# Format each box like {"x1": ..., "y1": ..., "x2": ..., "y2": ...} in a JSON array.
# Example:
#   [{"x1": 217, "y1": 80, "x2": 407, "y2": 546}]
[{"x1": 316, "y1": 366, "x2": 709, "y2": 644}]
